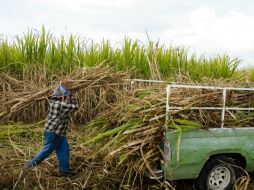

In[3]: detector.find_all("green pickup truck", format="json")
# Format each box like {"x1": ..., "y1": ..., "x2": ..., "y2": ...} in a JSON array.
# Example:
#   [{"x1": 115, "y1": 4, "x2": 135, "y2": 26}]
[
  {"x1": 160, "y1": 127, "x2": 254, "y2": 190},
  {"x1": 144, "y1": 83, "x2": 254, "y2": 190}
]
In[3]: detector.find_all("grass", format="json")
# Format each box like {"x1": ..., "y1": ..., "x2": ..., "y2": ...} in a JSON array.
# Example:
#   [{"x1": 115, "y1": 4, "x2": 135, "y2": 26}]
[
  {"x1": 0, "y1": 27, "x2": 246, "y2": 81},
  {"x1": 0, "y1": 123, "x2": 42, "y2": 145}
]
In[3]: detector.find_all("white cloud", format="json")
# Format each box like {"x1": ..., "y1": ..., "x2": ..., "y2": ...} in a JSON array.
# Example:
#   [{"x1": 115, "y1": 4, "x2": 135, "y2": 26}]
[
  {"x1": 190, "y1": 7, "x2": 217, "y2": 23},
  {"x1": 150, "y1": 7, "x2": 254, "y2": 66}
]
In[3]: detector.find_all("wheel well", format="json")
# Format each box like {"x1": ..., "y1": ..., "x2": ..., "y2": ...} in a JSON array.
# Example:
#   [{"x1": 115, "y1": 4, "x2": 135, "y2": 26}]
[
  {"x1": 195, "y1": 153, "x2": 243, "y2": 190},
  {"x1": 208, "y1": 153, "x2": 246, "y2": 168}
]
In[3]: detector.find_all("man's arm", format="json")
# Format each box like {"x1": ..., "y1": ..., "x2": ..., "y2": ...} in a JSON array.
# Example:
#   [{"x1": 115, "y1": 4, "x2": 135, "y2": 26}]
[{"x1": 60, "y1": 96, "x2": 79, "y2": 112}]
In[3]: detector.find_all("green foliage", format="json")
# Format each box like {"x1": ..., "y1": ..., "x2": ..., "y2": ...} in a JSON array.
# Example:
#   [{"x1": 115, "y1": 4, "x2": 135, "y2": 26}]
[
  {"x1": 0, "y1": 27, "x2": 243, "y2": 81},
  {"x1": 0, "y1": 123, "x2": 42, "y2": 144}
]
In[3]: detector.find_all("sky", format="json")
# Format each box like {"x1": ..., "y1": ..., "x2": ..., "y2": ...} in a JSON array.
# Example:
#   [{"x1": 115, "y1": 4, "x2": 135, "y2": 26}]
[{"x1": 1, "y1": 0, "x2": 254, "y2": 67}]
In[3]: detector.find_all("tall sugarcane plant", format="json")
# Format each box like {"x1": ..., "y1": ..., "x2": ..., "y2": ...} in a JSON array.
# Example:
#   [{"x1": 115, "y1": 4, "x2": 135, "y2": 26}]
[{"x1": 0, "y1": 27, "x2": 244, "y2": 81}]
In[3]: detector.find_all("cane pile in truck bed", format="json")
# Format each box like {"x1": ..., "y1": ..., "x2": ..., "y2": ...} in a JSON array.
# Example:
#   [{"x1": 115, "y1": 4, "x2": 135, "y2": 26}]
[{"x1": 75, "y1": 82, "x2": 254, "y2": 188}]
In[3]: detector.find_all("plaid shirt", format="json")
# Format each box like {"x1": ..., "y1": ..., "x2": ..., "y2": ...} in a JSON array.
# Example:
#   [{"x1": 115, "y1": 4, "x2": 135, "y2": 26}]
[{"x1": 44, "y1": 96, "x2": 79, "y2": 136}]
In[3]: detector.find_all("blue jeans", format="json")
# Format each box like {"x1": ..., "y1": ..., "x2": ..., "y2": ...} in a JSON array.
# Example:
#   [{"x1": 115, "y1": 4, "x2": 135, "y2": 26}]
[{"x1": 28, "y1": 130, "x2": 70, "y2": 172}]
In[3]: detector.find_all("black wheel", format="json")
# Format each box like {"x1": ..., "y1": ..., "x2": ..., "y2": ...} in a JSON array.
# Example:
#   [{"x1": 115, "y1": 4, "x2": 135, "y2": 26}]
[{"x1": 194, "y1": 156, "x2": 240, "y2": 190}]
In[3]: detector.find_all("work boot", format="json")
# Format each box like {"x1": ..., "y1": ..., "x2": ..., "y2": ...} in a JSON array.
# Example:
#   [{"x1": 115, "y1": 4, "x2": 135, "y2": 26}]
[
  {"x1": 59, "y1": 169, "x2": 77, "y2": 177},
  {"x1": 22, "y1": 162, "x2": 31, "y2": 177}
]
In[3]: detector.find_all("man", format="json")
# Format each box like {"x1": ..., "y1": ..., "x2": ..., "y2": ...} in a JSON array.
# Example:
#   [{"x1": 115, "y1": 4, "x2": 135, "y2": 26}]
[{"x1": 27, "y1": 85, "x2": 79, "y2": 176}]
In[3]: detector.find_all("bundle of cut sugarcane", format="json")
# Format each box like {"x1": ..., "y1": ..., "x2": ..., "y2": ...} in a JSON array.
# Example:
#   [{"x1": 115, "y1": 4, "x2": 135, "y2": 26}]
[{"x1": 0, "y1": 65, "x2": 129, "y2": 123}]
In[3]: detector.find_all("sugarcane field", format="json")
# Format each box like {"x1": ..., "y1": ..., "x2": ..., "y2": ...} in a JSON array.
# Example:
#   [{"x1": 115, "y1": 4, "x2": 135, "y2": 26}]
[{"x1": 2, "y1": 27, "x2": 254, "y2": 190}]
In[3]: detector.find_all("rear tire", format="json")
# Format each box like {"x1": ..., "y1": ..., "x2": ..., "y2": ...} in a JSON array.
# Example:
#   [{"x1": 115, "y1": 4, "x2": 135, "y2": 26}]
[{"x1": 194, "y1": 156, "x2": 240, "y2": 190}]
